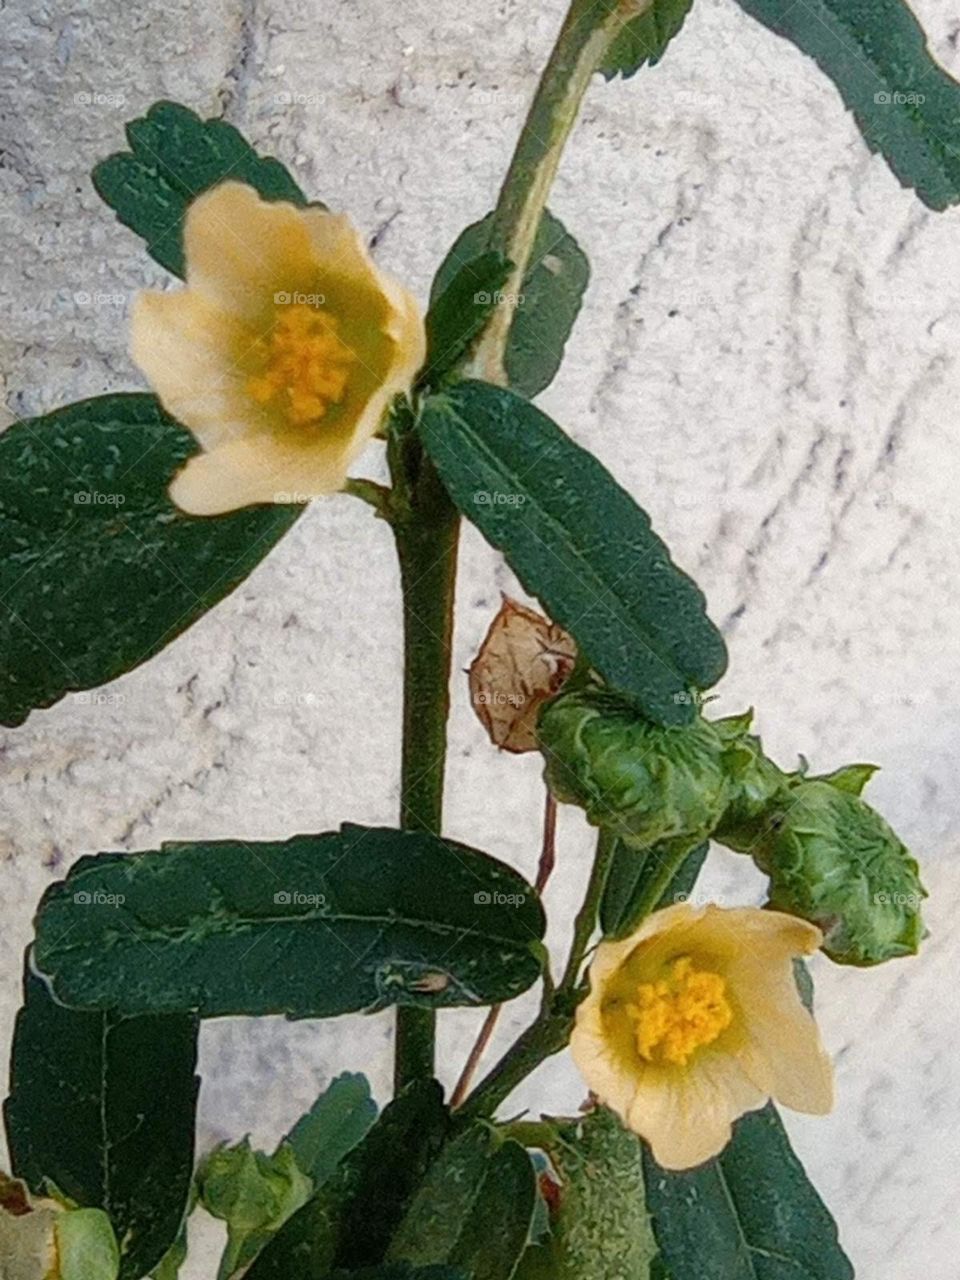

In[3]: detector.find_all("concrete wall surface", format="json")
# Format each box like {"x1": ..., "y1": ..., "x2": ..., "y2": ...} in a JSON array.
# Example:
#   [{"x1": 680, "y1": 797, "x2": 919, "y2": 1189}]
[{"x1": 2, "y1": 1, "x2": 958, "y2": 1274}]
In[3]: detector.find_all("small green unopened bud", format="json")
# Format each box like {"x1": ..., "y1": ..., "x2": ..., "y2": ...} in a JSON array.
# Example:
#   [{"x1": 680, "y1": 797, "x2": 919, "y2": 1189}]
[
  {"x1": 198, "y1": 1138, "x2": 311, "y2": 1235},
  {"x1": 746, "y1": 780, "x2": 926, "y2": 966},
  {"x1": 538, "y1": 690, "x2": 731, "y2": 848},
  {"x1": 54, "y1": 1209, "x2": 120, "y2": 1280}
]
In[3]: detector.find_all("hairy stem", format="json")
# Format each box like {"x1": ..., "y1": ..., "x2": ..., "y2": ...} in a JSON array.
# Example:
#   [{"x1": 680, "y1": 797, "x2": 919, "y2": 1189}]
[
  {"x1": 626, "y1": 838, "x2": 701, "y2": 921},
  {"x1": 558, "y1": 825, "x2": 618, "y2": 990},
  {"x1": 468, "y1": 0, "x2": 641, "y2": 382},
  {"x1": 450, "y1": 1005, "x2": 502, "y2": 1112},
  {"x1": 389, "y1": 420, "x2": 461, "y2": 1091},
  {"x1": 535, "y1": 792, "x2": 559, "y2": 893},
  {"x1": 388, "y1": 0, "x2": 637, "y2": 1094}
]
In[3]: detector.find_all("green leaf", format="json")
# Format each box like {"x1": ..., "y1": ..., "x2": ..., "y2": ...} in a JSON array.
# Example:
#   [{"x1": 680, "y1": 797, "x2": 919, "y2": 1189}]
[
  {"x1": 418, "y1": 381, "x2": 727, "y2": 725},
  {"x1": 421, "y1": 252, "x2": 512, "y2": 387},
  {"x1": 644, "y1": 1104, "x2": 854, "y2": 1280},
  {"x1": 600, "y1": 839, "x2": 708, "y2": 938},
  {"x1": 600, "y1": 0, "x2": 697, "y2": 79},
  {"x1": 733, "y1": 0, "x2": 960, "y2": 211},
  {"x1": 430, "y1": 211, "x2": 589, "y2": 398},
  {"x1": 0, "y1": 393, "x2": 302, "y2": 728},
  {"x1": 517, "y1": 1109, "x2": 657, "y2": 1280},
  {"x1": 32, "y1": 825, "x2": 546, "y2": 1018},
  {"x1": 4, "y1": 964, "x2": 199, "y2": 1280},
  {"x1": 794, "y1": 958, "x2": 815, "y2": 1013},
  {"x1": 93, "y1": 100, "x2": 307, "y2": 276},
  {"x1": 810, "y1": 762, "x2": 878, "y2": 796},
  {"x1": 246, "y1": 1081, "x2": 451, "y2": 1279},
  {"x1": 285, "y1": 1073, "x2": 378, "y2": 1185},
  {"x1": 388, "y1": 1126, "x2": 535, "y2": 1280}
]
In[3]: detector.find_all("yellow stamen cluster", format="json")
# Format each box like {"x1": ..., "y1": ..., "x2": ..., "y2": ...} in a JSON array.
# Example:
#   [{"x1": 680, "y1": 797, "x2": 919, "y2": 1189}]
[
  {"x1": 628, "y1": 956, "x2": 733, "y2": 1067},
  {"x1": 247, "y1": 304, "x2": 355, "y2": 427}
]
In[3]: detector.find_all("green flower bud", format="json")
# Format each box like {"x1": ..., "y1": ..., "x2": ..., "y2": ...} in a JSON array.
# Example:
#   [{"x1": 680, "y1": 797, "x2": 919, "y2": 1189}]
[
  {"x1": 746, "y1": 779, "x2": 926, "y2": 966},
  {"x1": 197, "y1": 1138, "x2": 312, "y2": 1235},
  {"x1": 54, "y1": 1209, "x2": 120, "y2": 1280},
  {"x1": 538, "y1": 689, "x2": 732, "y2": 848}
]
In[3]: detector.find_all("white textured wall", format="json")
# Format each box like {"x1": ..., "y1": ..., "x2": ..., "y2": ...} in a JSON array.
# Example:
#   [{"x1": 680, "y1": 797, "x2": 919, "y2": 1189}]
[{"x1": 2, "y1": 0, "x2": 959, "y2": 1275}]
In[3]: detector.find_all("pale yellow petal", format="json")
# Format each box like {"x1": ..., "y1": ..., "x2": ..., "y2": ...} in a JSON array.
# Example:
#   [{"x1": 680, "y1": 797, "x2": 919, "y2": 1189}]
[
  {"x1": 587, "y1": 902, "x2": 705, "y2": 994},
  {"x1": 302, "y1": 206, "x2": 395, "y2": 296},
  {"x1": 183, "y1": 182, "x2": 323, "y2": 321},
  {"x1": 570, "y1": 1002, "x2": 639, "y2": 1120},
  {"x1": 717, "y1": 907, "x2": 823, "y2": 955},
  {"x1": 368, "y1": 278, "x2": 428, "y2": 414},
  {"x1": 325, "y1": 276, "x2": 425, "y2": 474},
  {"x1": 307, "y1": 224, "x2": 426, "y2": 399},
  {"x1": 649, "y1": 904, "x2": 819, "y2": 967},
  {"x1": 383, "y1": 275, "x2": 429, "y2": 385},
  {"x1": 131, "y1": 290, "x2": 255, "y2": 450},
  {"x1": 169, "y1": 434, "x2": 351, "y2": 516},
  {"x1": 730, "y1": 965, "x2": 834, "y2": 1114},
  {"x1": 626, "y1": 1052, "x2": 767, "y2": 1170}
]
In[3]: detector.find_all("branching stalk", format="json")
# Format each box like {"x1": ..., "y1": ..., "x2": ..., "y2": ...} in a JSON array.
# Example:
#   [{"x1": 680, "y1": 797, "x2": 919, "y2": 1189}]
[
  {"x1": 390, "y1": 0, "x2": 640, "y2": 1094},
  {"x1": 460, "y1": 825, "x2": 617, "y2": 1119}
]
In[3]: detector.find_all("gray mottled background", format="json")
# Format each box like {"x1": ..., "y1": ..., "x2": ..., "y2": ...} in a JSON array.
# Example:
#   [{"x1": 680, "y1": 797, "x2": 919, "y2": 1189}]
[{"x1": 2, "y1": 0, "x2": 958, "y2": 1274}]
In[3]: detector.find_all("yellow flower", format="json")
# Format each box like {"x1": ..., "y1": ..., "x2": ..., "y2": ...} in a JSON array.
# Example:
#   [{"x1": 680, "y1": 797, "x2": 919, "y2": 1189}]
[
  {"x1": 570, "y1": 902, "x2": 833, "y2": 1170},
  {"x1": 131, "y1": 182, "x2": 426, "y2": 515}
]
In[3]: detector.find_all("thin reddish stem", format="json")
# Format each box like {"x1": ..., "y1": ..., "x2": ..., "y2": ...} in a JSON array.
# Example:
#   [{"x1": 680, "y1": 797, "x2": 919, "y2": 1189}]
[{"x1": 451, "y1": 790, "x2": 557, "y2": 1108}]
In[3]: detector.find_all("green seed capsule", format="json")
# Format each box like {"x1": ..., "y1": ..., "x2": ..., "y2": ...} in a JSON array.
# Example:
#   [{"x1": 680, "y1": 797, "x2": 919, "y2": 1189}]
[
  {"x1": 712, "y1": 711, "x2": 792, "y2": 846},
  {"x1": 538, "y1": 690, "x2": 732, "y2": 848},
  {"x1": 744, "y1": 779, "x2": 926, "y2": 966}
]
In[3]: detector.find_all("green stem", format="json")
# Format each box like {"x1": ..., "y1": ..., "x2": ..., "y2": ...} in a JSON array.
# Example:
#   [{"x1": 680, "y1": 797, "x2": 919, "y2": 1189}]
[
  {"x1": 387, "y1": 0, "x2": 637, "y2": 1095},
  {"x1": 461, "y1": 826, "x2": 617, "y2": 1119},
  {"x1": 468, "y1": 0, "x2": 637, "y2": 383},
  {"x1": 558, "y1": 826, "x2": 618, "y2": 990},
  {"x1": 343, "y1": 476, "x2": 391, "y2": 515},
  {"x1": 457, "y1": 1001, "x2": 574, "y2": 1122},
  {"x1": 389, "y1": 420, "x2": 461, "y2": 1091},
  {"x1": 627, "y1": 838, "x2": 701, "y2": 920}
]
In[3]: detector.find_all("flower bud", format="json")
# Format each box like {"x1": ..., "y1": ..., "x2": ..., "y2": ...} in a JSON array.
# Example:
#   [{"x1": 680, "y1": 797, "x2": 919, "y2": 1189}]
[
  {"x1": 744, "y1": 779, "x2": 926, "y2": 966},
  {"x1": 538, "y1": 689, "x2": 732, "y2": 848},
  {"x1": 197, "y1": 1138, "x2": 312, "y2": 1235}
]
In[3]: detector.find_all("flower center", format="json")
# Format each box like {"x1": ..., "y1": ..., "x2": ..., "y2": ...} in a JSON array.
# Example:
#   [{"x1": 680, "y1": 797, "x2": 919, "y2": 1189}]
[
  {"x1": 627, "y1": 956, "x2": 733, "y2": 1067},
  {"x1": 247, "y1": 304, "x2": 355, "y2": 427}
]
